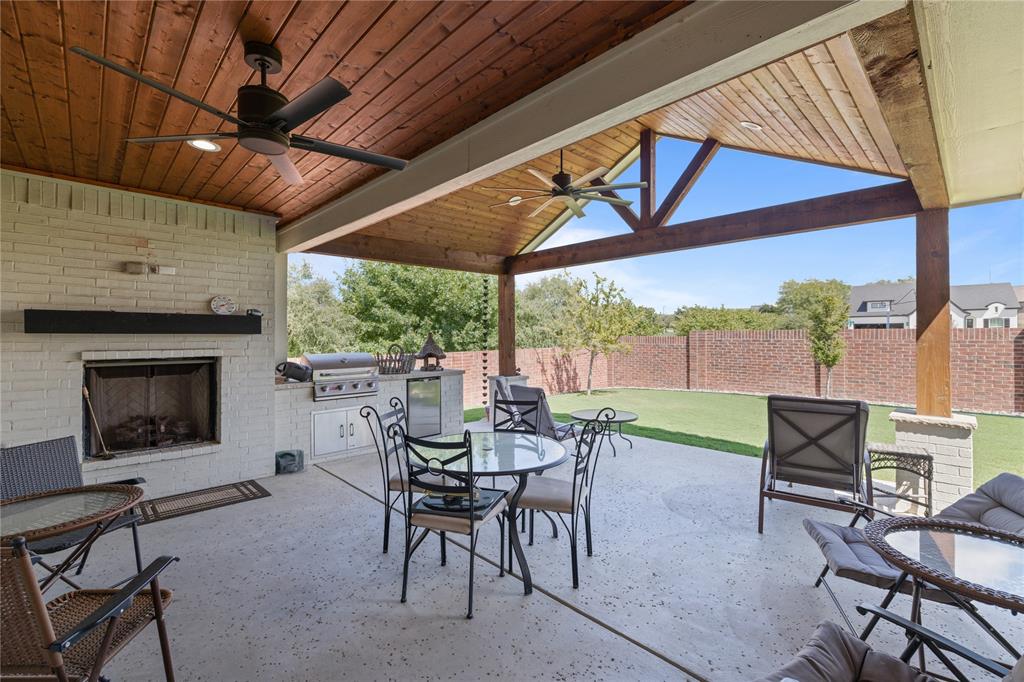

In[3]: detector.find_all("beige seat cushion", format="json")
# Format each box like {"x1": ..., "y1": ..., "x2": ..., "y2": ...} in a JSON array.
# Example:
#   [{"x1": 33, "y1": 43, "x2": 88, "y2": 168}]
[
  {"x1": 517, "y1": 476, "x2": 578, "y2": 514},
  {"x1": 388, "y1": 469, "x2": 443, "y2": 493},
  {"x1": 411, "y1": 496, "x2": 507, "y2": 535}
]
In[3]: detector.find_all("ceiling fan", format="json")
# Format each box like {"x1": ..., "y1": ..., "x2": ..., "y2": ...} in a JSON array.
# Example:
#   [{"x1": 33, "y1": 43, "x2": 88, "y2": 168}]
[
  {"x1": 70, "y1": 42, "x2": 408, "y2": 186},
  {"x1": 484, "y1": 149, "x2": 647, "y2": 218}
]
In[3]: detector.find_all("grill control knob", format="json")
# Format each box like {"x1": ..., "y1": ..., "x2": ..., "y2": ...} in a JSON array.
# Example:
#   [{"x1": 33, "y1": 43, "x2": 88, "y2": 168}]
[
  {"x1": 351, "y1": 382, "x2": 361, "y2": 390},
  {"x1": 319, "y1": 385, "x2": 327, "y2": 392}
]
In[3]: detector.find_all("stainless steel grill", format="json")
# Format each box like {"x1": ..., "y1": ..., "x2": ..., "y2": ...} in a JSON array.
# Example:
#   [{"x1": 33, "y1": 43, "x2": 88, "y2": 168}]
[{"x1": 301, "y1": 352, "x2": 379, "y2": 402}]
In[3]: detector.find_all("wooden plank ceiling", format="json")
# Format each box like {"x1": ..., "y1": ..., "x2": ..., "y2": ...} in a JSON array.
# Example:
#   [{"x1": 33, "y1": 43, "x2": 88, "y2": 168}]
[
  {"x1": 0, "y1": 0, "x2": 686, "y2": 220},
  {"x1": 323, "y1": 32, "x2": 909, "y2": 261}
]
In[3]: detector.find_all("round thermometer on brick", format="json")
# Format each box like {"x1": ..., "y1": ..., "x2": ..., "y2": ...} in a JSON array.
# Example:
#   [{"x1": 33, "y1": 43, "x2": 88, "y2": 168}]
[{"x1": 210, "y1": 295, "x2": 237, "y2": 315}]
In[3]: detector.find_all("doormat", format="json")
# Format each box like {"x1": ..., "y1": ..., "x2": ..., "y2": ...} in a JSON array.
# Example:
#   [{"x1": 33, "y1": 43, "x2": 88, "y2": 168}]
[{"x1": 137, "y1": 480, "x2": 271, "y2": 525}]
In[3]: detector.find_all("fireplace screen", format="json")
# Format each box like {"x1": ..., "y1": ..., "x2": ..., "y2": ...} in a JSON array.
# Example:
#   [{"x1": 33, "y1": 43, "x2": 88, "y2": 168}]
[{"x1": 84, "y1": 358, "x2": 217, "y2": 457}]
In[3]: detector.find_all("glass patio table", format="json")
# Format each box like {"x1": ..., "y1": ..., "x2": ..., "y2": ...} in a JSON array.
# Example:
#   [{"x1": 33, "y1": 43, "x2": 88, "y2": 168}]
[
  {"x1": 1, "y1": 484, "x2": 144, "y2": 591},
  {"x1": 863, "y1": 516, "x2": 1024, "y2": 661},
  {"x1": 570, "y1": 408, "x2": 638, "y2": 457},
  {"x1": 426, "y1": 431, "x2": 569, "y2": 594}
]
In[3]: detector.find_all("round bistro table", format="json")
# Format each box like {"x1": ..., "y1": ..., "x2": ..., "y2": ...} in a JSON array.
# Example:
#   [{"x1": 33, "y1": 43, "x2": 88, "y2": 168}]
[
  {"x1": 1, "y1": 484, "x2": 144, "y2": 591},
  {"x1": 570, "y1": 408, "x2": 638, "y2": 457},
  {"x1": 864, "y1": 516, "x2": 1024, "y2": 660},
  {"x1": 427, "y1": 431, "x2": 568, "y2": 594}
]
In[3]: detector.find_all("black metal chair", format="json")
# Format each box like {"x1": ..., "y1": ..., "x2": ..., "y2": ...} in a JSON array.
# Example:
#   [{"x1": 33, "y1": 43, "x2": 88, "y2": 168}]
[
  {"x1": 362, "y1": 397, "x2": 413, "y2": 554},
  {"x1": 391, "y1": 426, "x2": 507, "y2": 619},
  {"x1": 507, "y1": 384, "x2": 579, "y2": 443},
  {"x1": 0, "y1": 436, "x2": 145, "y2": 586},
  {"x1": 516, "y1": 413, "x2": 609, "y2": 588},
  {"x1": 758, "y1": 396, "x2": 872, "y2": 533},
  {"x1": 492, "y1": 395, "x2": 541, "y2": 434}
]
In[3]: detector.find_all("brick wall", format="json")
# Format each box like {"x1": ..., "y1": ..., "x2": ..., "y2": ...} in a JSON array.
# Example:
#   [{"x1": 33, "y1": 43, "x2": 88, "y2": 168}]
[
  {"x1": 0, "y1": 170, "x2": 278, "y2": 495},
  {"x1": 451, "y1": 329, "x2": 1022, "y2": 414}
]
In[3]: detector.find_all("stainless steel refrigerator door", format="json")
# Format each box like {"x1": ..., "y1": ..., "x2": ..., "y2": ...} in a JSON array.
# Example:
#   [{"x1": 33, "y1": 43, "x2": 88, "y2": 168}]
[{"x1": 407, "y1": 377, "x2": 442, "y2": 437}]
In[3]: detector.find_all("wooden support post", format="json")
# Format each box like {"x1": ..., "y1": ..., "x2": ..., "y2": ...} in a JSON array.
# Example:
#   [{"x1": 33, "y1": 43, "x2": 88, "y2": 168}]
[
  {"x1": 916, "y1": 209, "x2": 952, "y2": 417},
  {"x1": 639, "y1": 129, "x2": 656, "y2": 227},
  {"x1": 497, "y1": 273, "x2": 516, "y2": 376},
  {"x1": 652, "y1": 138, "x2": 719, "y2": 226}
]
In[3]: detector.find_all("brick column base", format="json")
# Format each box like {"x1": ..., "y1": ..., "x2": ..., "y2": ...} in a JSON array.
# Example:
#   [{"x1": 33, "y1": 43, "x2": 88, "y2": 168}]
[{"x1": 890, "y1": 411, "x2": 977, "y2": 510}]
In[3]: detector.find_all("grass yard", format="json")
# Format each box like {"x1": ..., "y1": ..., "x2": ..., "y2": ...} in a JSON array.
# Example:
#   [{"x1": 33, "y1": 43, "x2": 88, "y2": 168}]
[{"x1": 465, "y1": 389, "x2": 1023, "y2": 485}]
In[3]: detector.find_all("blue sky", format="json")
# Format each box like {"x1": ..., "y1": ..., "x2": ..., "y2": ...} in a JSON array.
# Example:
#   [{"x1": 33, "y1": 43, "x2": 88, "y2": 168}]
[{"x1": 293, "y1": 137, "x2": 1023, "y2": 312}]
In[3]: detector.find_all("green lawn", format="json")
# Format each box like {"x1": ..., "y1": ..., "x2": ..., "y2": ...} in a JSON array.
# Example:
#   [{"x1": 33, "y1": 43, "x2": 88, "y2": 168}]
[{"x1": 465, "y1": 389, "x2": 1023, "y2": 485}]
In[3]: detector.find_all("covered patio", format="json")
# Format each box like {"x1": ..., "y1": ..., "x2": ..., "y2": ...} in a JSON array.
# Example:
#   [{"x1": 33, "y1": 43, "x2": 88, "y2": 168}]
[
  {"x1": 74, "y1": 437, "x2": 1022, "y2": 681},
  {"x1": 2, "y1": 0, "x2": 1022, "y2": 680}
]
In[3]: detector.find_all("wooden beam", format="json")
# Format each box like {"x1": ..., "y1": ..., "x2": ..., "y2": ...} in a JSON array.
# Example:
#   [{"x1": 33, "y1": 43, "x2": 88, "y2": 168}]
[
  {"x1": 277, "y1": 0, "x2": 905, "y2": 252},
  {"x1": 508, "y1": 181, "x2": 921, "y2": 274},
  {"x1": 639, "y1": 128, "x2": 656, "y2": 227},
  {"x1": 849, "y1": 8, "x2": 949, "y2": 209},
  {"x1": 590, "y1": 177, "x2": 640, "y2": 231},
  {"x1": 311, "y1": 234, "x2": 505, "y2": 275},
  {"x1": 915, "y1": 209, "x2": 952, "y2": 417},
  {"x1": 651, "y1": 137, "x2": 720, "y2": 226},
  {"x1": 497, "y1": 273, "x2": 516, "y2": 376}
]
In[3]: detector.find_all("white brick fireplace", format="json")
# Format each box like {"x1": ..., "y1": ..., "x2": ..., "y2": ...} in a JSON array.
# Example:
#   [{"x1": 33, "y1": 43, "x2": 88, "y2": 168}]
[{"x1": 1, "y1": 170, "x2": 278, "y2": 496}]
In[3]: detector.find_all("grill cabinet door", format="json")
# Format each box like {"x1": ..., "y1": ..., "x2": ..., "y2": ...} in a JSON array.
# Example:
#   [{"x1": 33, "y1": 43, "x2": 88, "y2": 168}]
[{"x1": 312, "y1": 409, "x2": 347, "y2": 458}]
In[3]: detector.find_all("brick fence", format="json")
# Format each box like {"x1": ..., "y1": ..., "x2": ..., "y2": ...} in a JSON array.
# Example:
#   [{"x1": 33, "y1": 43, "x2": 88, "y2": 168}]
[{"x1": 448, "y1": 328, "x2": 1023, "y2": 414}]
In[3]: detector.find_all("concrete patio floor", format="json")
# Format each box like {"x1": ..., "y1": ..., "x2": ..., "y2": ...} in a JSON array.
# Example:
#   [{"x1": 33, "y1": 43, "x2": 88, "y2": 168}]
[{"x1": 74, "y1": 436, "x2": 1021, "y2": 681}]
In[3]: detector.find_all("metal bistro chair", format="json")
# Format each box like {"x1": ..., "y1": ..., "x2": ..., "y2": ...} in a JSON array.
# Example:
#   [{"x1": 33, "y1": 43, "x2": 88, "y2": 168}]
[
  {"x1": 507, "y1": 384, "x2": 579, "y2": 443},
  {"x1": 391, "y1": 426, "x2": 507, "y2": 619},
  {"x1": 758, "y1": 396, "x2": 872, "y2": 534},
  {"x1": 1, "y1": 436, "x2": 146, "y2": 587},
  {"x1": 1, "y1": 537, "x2": 178, "y2": 682},
  {"x1": 362, "y1": 397, "x2": 420, "y2": 554},
  {"x1": 516, "y1": 413, "x2": 609, "y2": 588}
]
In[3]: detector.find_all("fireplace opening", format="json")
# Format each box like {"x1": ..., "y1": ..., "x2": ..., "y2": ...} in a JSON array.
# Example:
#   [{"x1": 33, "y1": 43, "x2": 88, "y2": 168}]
[{"x1": 83, "y1": 358, "x2": 217, "y2": 458}]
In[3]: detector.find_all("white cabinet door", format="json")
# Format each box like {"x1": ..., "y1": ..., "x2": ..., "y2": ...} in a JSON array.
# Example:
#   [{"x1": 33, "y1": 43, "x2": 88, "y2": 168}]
[
  {"x1": 346, "y1": 407, "x2": 376, "y2": 450},
  {"x1": 312, "y1": 409, "x2": 347, "y2": 458}
]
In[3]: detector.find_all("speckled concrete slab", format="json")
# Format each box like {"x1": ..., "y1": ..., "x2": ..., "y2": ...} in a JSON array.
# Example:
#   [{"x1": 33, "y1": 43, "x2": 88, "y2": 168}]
[
  {"x1": 319, "y1": 438, "x2": 1024, "y2": 680},
  {"x1": 72, "y1": 459, "x2": 697, "y2": 681}
]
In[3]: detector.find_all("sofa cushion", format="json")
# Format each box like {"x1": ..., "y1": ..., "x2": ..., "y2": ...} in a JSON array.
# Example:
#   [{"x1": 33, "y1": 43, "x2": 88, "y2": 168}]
[{"x1": 936, "y1": 473, "x2": 1024, "y2": 533}]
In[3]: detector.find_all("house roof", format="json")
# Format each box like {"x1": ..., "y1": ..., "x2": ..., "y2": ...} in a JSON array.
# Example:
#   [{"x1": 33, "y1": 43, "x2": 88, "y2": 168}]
[{"x1": 849, "y1": 282, "x2": 1021, "y2": 317}]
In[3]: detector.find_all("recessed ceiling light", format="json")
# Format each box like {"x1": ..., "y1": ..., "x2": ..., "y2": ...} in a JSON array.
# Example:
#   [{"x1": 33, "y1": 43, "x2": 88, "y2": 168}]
[
  {"x1": 187, "y1": 139, "x2": 221, "y2": 152},
  {"x1": 739, "y1": 121, "x2": 763, "y2": 131}
]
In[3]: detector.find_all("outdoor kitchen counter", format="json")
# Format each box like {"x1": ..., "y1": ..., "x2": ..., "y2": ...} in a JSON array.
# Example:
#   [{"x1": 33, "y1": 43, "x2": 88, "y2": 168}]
[
  {"x1": 273, "y1": 370, "x2": 465, "y2": 461},
  {"x1": 273, "y1": 368, "x2": 465, "y2": 390}
]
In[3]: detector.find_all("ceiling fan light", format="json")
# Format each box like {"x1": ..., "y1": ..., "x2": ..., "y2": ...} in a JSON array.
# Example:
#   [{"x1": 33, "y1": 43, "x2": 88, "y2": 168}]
[
  {"x1": 187, "y1": 139, "x2": 221, "y2": 152},
  {"x1": 508, "y1": 195, "x2": 523, "y2": 206}
]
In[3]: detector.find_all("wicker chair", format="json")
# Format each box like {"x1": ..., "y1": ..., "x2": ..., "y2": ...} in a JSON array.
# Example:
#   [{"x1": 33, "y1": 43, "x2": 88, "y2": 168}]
[
  {"x1": 516, "y1": 414, "x2": 609, "y2": 588},
  {"x1": 0, "y1": 436, "x2": 145, "y2": 585},
  {"x1": 391, "y1": 427, "x2": 507, "y2": 619},
  {"x1": 1, "y1": 537, "x2": 178, "y2": 681}
]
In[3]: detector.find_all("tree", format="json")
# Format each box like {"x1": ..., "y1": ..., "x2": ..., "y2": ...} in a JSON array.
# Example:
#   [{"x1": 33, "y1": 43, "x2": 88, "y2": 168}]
[
  {"x1": 563, "y1": 273, "x2": 660, "y2": 395},
  {"x1": 777, "y1": 278, "x2": 851, "y2": 329},
  {"x1": 808, "y1": 293, "x2": 849, "y2": 397},
  {"x1": 287, "y1": 261, "x2": 355, "y2": 356},
  {"x1": 516, "y1": 274, "x2": 577, "y2": 348},
  {"x1": 338, "y1": 261, "x2": 496, "y2": 352},
  {"x1": 673, "y1": 305, "x2": 782, "y2": 335}
]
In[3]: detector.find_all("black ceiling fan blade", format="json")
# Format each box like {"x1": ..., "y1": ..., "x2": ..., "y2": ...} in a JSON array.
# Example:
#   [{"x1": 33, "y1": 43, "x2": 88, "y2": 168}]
[
  {"x1": 582, "y1": 182, "x2": 648, "y2": 192},
  {"x1": 269, "y1": 78, "x2": 350, "y2": 132},
  {"x1": 70, "y1": 47, "x2": 244, "y2": 127},
  {"x1": 126, "y1": 133, "x2": 237, "y2": 144},
  {"x1": 291, "y1": 135, "x2": 407, "y2": 171}
]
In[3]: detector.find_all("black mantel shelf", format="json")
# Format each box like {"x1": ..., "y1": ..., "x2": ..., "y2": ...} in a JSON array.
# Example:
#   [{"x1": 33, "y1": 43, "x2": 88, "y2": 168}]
[{"x1": 24, "y1": 309, "x2": 263, "y2": 335}]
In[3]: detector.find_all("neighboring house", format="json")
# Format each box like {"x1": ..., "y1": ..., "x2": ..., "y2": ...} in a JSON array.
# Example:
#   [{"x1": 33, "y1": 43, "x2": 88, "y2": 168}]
[
  {"x1": 848, "y1": 282, "x2": 1021, "y2": 329},
  {"x1": 1016, "y1": 285, "x2": 1024, "y2": 326}
]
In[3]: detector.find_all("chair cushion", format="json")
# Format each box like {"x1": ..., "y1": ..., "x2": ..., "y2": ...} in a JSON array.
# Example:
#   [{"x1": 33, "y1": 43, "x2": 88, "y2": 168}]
[
  {"x1": 936, "y1": 473, "x2": 1024, "y2": 533},
  {"x1": 388, "y1": 469, "x2": 443, "y2": 493},
  {"x1": 802, "y1": 520, "x2": 953, "y2": 603},
  {"x1": 754, "y1": 621, "x2": 936, "y2": 682},
  {"x1": 517, "y1": 476, "x2": 575, "y2": 514},
  {"x1": 410, "y1": 490, "x2": 507, "y2": 535}
]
